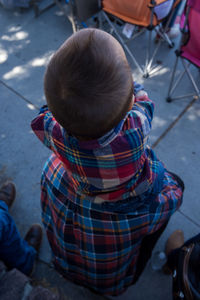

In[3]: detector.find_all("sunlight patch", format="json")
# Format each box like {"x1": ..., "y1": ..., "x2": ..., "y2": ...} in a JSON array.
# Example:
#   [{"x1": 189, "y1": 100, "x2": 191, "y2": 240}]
[
  {"x1": 153, "y1": 116, "x2": 167, "y2": 128},
  {"x1": 2, "y1": 31, "x2": 28, "y2": 41},
  {"x1": 31, "y1": 57, "x2": 48, "y2": 67},
  {"x1": 27, "y1": 103, "x2": 36, "y2": 110},
  {"x1": 147, "y1": 66, "x2": 169, "y2": 78},
  {"x1": 188, "y1": 114, "x2": 196, "y2": 121},
  {"x1": 3, "y1": 66, "x2": 27, "y2": 80},
  {"x1": 8, "y1": 25, "x2": 22, "y2": 32},
  {"x1": 0, "y1": 49, "x2": 8, "y2": 63}
]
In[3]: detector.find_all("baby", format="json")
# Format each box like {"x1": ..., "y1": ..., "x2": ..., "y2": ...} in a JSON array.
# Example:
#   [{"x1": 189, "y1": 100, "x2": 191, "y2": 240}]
[{"x1": 31, "y1": 28, "x2": 184, "y2": 296}]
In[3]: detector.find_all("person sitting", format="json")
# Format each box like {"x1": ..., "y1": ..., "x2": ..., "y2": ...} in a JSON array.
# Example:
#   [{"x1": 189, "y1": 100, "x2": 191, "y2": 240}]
[{"x1": 0, "y1": 181, "x2": 42, "y2": 275}]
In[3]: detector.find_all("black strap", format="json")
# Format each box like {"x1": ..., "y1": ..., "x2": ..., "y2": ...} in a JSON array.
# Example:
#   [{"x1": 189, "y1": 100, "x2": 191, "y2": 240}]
[{"x1": 172, "y1": 236, "x2": 200, "y2": 300}]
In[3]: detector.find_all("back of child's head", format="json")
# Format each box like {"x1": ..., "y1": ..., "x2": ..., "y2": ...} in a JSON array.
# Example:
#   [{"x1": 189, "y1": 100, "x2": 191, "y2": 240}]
[{"x1": 44, "y1": 28, "x2": 133, "y2": 139}]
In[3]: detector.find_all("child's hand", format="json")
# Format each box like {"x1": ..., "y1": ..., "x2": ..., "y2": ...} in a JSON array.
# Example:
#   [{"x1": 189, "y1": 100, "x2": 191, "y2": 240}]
[
  {"x1": 133, "y1": 81, "x2": 144, "y2": 95},
  {"x1": 135, "y1": 90, "x2": 148, "y2": 97},
  {"x1": 133, "y1": 81, "x2": 148, "y2": 98}
]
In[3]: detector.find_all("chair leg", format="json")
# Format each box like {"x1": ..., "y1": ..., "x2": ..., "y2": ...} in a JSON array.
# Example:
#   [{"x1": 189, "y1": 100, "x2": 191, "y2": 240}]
[
  {"x1": 144, "y1": 6, "x2": 174, "y2": 77},
  {"x1": 166, "y1": 55, "x2": 179, "y2": 102},
  {"x1": 158, "y1": 3, "x2": 178, "y2": 48},
  {"x1": 182, "y1": 59, "x2": 200, "y2": 99},
  {"x1": 101, "y1": 11, "x2": 144, "y2": 75},
  {"x1": 97, "y1": 11, "x2": 103, "y2": 29},
  {"x1": 68, "y1": 0, "x2": 82, "y2": 32},
  {"x1": 145, "y1": 27, "x2": 166, "y2": 77},
  {"x1": 166, "y1": 59, "x2": 198, "y2": 102},
  {"x1": 143, "y1": 30, "x2": 152, "y2": 78}
]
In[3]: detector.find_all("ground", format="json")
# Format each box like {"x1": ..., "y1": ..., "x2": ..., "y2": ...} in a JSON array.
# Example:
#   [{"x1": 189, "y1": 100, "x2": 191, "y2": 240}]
[{"x1": 0, "y1": 3, "x2": 200, "y2": 299}]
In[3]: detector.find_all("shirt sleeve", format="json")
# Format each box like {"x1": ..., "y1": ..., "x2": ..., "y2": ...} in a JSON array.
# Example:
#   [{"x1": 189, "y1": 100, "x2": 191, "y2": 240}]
[
  {"x1": 126, "y1": 94, "x2": 155, "y2": 141},
  {"x1": 133, "y1": 81, "x2": 145, "y2": 95},
  {"x1": 147, "y1": 174, "x2": 183, "y2": 234},
  {"x1": 31, "y1": 105, "x2": 62, "y2": 151}
]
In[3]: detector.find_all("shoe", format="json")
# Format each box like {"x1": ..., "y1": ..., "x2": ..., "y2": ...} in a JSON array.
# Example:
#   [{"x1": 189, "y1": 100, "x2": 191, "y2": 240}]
[
  {"x1": 25, "y1": 224, "x2": 43, "y2": 253},
  {"x1": 165, "y1": 230, "x2": 184, "y2": 256},
  {"x1": 0, "y1": 181, "x2": 16, "y2": 208}
]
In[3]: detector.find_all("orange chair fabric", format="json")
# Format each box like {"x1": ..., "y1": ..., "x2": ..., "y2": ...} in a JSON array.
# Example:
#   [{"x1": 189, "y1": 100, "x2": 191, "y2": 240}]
[{"x1": 102, "y1": 0, "x2": 177, "y2": 27}]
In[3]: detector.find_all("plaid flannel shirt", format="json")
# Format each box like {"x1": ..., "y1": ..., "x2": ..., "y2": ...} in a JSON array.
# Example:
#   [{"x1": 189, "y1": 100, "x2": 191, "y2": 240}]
[{"x1": 31, "y1": 93, "x2": 183, "y2": 295}]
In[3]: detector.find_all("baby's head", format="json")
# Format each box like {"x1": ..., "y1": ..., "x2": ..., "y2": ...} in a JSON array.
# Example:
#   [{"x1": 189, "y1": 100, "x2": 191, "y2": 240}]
[{"x1": 44, "y1": 28, "x2": 133, "y2": 139}]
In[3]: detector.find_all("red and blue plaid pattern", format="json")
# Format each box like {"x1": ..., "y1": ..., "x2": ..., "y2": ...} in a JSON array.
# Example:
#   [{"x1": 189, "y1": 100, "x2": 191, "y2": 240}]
[
  {"x1": 31, "y1": 94, "x2": 183, "y2": 295},
  {"x1": 32, "y1": 95, "x2": 164, "y2": 203}
]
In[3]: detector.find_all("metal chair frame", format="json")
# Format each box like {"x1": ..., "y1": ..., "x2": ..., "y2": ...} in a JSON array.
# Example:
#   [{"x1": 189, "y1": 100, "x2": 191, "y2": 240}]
[
  {"x1": 100, "y1": 8, "x2": 176, "y2": 77},
  {"x1": 101, "y1": 0, "x2": 182, "y2": 77},
  {"x1": 167, "y1": 2, "x2": 200, "y2": 102},
  {"x1": 62, "y1": 0, "x2": 181, "y2": 77}
]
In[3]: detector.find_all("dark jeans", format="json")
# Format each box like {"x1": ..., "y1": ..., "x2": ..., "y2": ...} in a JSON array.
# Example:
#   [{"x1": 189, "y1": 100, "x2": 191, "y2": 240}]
[
  {"x1": 133, "y1": 221, "x2": 169, "y2": 284},
  {"x1": 0, "y1": 200, "x2": 36, "y2": 275}
]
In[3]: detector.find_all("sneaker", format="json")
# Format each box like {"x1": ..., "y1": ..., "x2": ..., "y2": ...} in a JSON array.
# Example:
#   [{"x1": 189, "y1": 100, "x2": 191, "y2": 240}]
[
  {"x1": 0, "y1": 181, "x2": 16, "y2": 208},
  {"x1": 25, "y1": 224, "x2": 43, "y2": 253}
]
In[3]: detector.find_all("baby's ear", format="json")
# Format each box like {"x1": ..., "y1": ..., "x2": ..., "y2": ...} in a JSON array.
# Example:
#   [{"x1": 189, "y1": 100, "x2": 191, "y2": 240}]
[{"x1": 128, "y1": 95, "x2": 135, "y2": 111}]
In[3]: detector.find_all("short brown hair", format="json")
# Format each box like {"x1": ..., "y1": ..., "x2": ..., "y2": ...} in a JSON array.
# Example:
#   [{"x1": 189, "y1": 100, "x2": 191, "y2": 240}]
[{"x1": 44, "y1": 28, "x2": 133, "y2": 139}]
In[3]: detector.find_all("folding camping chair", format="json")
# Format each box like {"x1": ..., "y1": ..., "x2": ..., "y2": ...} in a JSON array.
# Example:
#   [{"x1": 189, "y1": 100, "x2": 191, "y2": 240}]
[
  {"x1": 66, "y1": 0, "x2": 181, "y2": 77},
  {"x1": 166, "y1": 0, "x2": 200, "y2": 102},
  {"x1": 101, "y1": 0, "x2": 182, "y2": 77}
]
